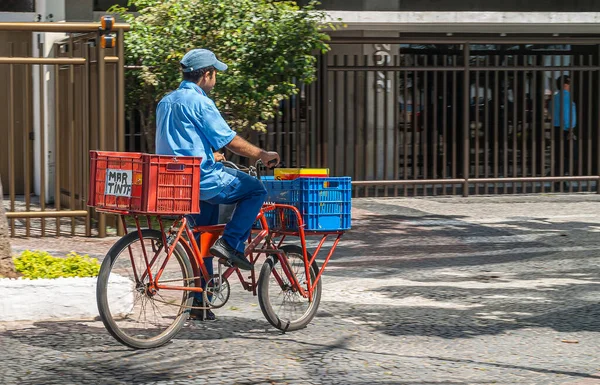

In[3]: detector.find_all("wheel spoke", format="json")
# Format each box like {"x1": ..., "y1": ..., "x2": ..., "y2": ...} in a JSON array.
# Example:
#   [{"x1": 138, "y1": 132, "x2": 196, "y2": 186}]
[
  {"x1": 98, "y1": 230, "x2": 193, "y2": 348},
  {"x1": 258, "y1": 247, "x2": 321, "y2": 331}
]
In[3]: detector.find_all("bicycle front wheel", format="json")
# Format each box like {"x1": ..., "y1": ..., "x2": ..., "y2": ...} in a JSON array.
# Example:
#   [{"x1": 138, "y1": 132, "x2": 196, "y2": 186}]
[
  {"x1": 96, "y1": 229, "x2": 194, "y2": 349},
  {"x1": 258, "y1": 245, "x2": 322, "y2": 332}
]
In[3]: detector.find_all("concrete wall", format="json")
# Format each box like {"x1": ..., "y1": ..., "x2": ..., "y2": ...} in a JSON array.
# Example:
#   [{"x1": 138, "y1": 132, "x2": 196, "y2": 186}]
[
  {"x1": 65, "y1": 0, "x2": 93, "y2": 21},
  {"x1": 301, "y1": 0, "x2": 600, "y2": 11}
]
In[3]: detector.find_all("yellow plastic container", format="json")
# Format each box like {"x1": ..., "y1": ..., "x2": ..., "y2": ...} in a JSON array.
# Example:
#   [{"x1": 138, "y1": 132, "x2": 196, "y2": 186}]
[{"x1": 274, "y1": 168, "x2": 329, "y2": 180}]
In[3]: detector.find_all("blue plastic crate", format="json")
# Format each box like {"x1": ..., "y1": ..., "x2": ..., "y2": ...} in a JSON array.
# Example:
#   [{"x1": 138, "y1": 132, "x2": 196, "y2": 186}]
[{"x1": 261, "y1": 177, "x2": 352, "y2": 231}]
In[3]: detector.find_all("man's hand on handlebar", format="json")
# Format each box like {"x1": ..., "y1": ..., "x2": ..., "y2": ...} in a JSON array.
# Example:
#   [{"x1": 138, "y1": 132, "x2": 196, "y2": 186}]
[
  {"x1": 260, "y1": 151, "x2": 280, "y2": 169},
  {"x1": 213, "y1": 152, "x2": 226, "y2": 162}
]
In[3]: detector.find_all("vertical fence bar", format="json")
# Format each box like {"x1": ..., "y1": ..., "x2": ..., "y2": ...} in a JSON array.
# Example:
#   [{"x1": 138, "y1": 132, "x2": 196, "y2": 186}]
[
  {"x1": 383, "y1": 57, "x2": 389, "y2": 197},
  {"x1": 77, "y1": 42, "x2": 84, "y2": 222},
  {"x1": 484, "y1": 56, "x2": 490, "y2": 193},
  {"x1": 412, "y1": 61, "x2": 418, "y2": 186},
  {"x1": 512, "y1": 57, "x2": 518, "y2": 193},
  {"x1": 432, "y1": 56, "x2": 438, "y2": 195},
  {"x1": 503, "y1": 60, "x2": 509, "y2": 193},
  {"x1": 442, "y1": 56, "x2": 448, "y2": 194},
  {"x1": 8, "y1": 44, "x2": 15, "y2": 236},
  {"x1": 342, "y1": 56, "x2": 348, "y2": 177},
  {"x1": 353, "y1": 55, "x2": 360, "y2": 195},
  {"x1": 494, "y1": 55, "x2": 499, "y2": 194},
  {"x1": 97, "y1": 35, "x2": 106, "y2": 237},
  {"x1": 373, "y1": 55, "x2": 379, "y2": 198},
  {"x1": 475, "y1": 56, "x2": 480, "y2": 189},
  {"x1": 127, "y1": 112, "x2": 134, "y2": 151},
  {"x1": 316, "y1": 54, "x2": 322, "y2": 168},
  {"x1": 540, "y1": 55, "x2": 547, "y2": 191},
  {"x1": 295, "y1": 82, "x2": 301, "y2": 168},
  {"x1": 588, "y1": 55, "x2": 593, "y2": 192},
  {"x1": 371, "y1": 54, "x2": 385, "y2": 197},
  {"x1": 568, "y1": 55, "x2": 574, "y2": 192},
  {"x1": 24, "y1": 58, "x2": 31, "y2": 237},
  {"x1": 275, "y1": 87, "x2": 282, "y2": 165},
  {"x1": 117, "y1": 29, "x2": 126, "y2": 236},
  {"x1": 83, "y1": 43, "x2": 92, "y2": 237},
  {"x1": 321, "y1": 53, "x2": 329, "y2": 168},
  {"x1": 452, "y1": 61, "x2": 457, "y2": 195},
  {"x1": 84, "y1": 39, "x2": 91, "y2": 236},
  {"x1": 462, "y1": 44, "x2": 470, "y2": 197},
  {"x1": 305, "y1": 83, "x2": 312, "y2": 169},
  {"x1": 302, "y1": 83, "x2": 312, "y2": 167},
  {"x1": 69, "y1": 36, "x2": 76, "y2": 235},
  {"x1": 531, "y1": 57, "x2": 537, "y2": 192},
  {"x1": 422, "y1": 56, "x2": 428, "y2": 196},
  {"x1": 283, "y1": 92, "x2": 294, "y2": 167},
  {"x1": 559, "y1": 56, "x2": 565, "y2": 192},
  {"x1": 363, "y1": 55, "x2": 369, "y2": 197},
  {"x1": 332, "y1": 55, "x2": 338, "y2": 174},
  {"x1": 312, "y1": 80, "x2": 318, "y2": 168},
  {"x1": 522, "y1": 56, "x2": 528, "y2": 192},
  {"x1": 39, "y1": 42, "x2": 46, "y2": 236},
  {"x1": 416, "y1": 61, "x2": 421, "y2": 184},
  {"x1": 596, "y1": 45, "x2": 600, "y2": 193},
  {"x1": 576, "y1": 55, "x2": 589, "y2": 192},
  {"x1": 548, "y1": 55, "x2": 556, "y2": 192},
  {"x1": 393, "y1": 55, "x2": 399, "y2": 196},
  {"x1": 54, "y1": 62, "x2": 61, "y2": 236},
  {"x1": 403, "y1": 66, "x2": 409, "y2": 196}
]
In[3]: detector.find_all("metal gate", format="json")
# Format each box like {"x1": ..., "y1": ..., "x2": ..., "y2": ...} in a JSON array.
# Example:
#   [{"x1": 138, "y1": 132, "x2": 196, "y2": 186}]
[
  {"x1": 257, "y1": 36, "x2": 600, "y2": 197},
  {"x1": 0, "y1": 21, "x2": 128, "y2": 237}
]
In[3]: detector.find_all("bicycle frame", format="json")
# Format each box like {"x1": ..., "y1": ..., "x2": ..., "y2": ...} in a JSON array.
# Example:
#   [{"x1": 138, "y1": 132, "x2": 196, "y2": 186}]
[{"x1": 115, "y1": 202, "x2": 344, "y2": 303}]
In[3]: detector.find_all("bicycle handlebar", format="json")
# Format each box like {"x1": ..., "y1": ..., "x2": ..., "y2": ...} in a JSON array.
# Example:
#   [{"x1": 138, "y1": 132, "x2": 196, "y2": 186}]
[
  {"x1": 221, "y1": 159, "x2": 279, "y2": 180},
  {"x1": 220, "y1": 160, "x2": 244, "y2": 171}
]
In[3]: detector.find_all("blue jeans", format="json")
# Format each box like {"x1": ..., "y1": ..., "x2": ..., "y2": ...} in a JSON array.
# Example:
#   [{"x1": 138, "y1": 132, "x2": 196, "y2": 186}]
[
  {"x1": 187, "y1": 168, "x2": 267, "y2": 299},
  {"x1": 204, "y1": 167, "x2": 267, "y2": 254}
]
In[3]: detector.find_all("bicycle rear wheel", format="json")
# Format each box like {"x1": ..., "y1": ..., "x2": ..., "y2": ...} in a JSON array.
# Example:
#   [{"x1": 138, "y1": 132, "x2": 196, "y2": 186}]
[
  {"x1": 97, "y1": 229, "x2": 194, "y2": 349},
  {"x1": 258, "y1": 245, "x2": 322, "y2": 331}
]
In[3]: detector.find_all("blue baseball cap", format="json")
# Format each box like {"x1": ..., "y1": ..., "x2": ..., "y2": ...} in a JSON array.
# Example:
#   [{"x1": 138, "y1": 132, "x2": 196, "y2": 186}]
[{"x1": 180, "y1": 49, "x2": 228, "y2": 72}]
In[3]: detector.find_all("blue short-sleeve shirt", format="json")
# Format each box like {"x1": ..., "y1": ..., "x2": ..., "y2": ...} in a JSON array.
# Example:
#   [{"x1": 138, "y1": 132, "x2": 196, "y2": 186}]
[{"x1": 155, "y1": 81, "x2": 237, "y2": 200}]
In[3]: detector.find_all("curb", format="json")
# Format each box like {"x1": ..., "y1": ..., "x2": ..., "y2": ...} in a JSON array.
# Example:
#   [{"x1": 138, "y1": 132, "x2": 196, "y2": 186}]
[{"x1": 0, "y1": 275, "x2": 133, "y2": 322}]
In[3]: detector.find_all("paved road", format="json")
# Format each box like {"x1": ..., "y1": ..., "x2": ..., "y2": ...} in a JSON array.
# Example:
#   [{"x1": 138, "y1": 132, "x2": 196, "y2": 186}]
[{"x1": 3, "y1": 195, "x2": 600, "y2": 384}]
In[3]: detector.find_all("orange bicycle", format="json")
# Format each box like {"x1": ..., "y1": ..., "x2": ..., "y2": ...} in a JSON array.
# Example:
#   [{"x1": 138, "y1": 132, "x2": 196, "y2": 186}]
[{"x1": 89, "y1": 151, "x2": 351, "y2": 349}]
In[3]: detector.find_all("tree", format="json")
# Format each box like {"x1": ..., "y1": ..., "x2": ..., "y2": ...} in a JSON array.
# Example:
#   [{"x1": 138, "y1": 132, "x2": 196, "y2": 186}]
[
  {"x1": 0, "y1": 179, "x2": 17, "y2": 278},
  {"x1": 111, "y1": 0, "x2": 337, "y2": 151}
]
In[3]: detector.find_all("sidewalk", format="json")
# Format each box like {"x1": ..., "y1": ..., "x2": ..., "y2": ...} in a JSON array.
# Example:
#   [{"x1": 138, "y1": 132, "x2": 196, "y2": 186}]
[{"x1": 3, "y1": 194, "x2": 600, "y2": 384}]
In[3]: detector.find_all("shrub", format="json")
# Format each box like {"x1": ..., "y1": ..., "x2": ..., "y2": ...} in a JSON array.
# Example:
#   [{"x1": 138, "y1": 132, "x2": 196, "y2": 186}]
[
  {"x1": 111, "y1": 0, "x2": 338, "y2": 149},
  {"x1": 12, "y1": 250, "x2": 101, "y2": 279}
]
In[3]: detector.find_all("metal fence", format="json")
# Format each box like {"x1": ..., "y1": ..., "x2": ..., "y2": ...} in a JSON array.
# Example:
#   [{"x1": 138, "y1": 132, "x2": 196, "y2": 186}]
[
  {"x1": 0, "y1": 22, "x2": 128, "y2": 237},
  {"x1": 255, "y1": 36, "x2": 600, "y2": 197}
]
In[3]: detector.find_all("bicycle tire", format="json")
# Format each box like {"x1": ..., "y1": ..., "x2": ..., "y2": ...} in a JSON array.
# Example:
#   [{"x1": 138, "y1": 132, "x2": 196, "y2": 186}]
[
  {"x1": 97, "y1": 229, "x2": 194, "y2": 349},
  {"x1": 257, "y1": 245, "x2": 322, "y2": 332}
]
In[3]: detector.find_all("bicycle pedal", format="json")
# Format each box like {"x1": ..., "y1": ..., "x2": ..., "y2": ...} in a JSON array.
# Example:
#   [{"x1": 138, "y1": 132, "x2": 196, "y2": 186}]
[{"x1": 218, "y1": 257, "x2": 233, "y2": 268}]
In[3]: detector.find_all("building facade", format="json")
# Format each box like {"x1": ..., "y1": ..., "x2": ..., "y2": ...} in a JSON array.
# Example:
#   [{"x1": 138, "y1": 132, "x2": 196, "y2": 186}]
[{"x1": 2, "y1": 0, "x2": 600, "y2": 199}]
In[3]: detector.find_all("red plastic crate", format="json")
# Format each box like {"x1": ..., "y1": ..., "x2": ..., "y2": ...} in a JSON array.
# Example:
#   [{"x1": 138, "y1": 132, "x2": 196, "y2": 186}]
[{"x1": 88, "y1": 151, "x2": 201, "y2": 215}]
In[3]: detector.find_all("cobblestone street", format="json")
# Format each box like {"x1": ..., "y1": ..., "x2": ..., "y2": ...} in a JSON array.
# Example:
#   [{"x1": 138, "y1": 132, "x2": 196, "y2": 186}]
[{"x1": 3, "y1": 195, "x2": 600, "y2": 384}]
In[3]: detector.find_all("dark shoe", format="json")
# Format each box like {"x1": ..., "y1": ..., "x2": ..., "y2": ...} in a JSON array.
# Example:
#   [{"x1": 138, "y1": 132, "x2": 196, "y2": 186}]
[
  {"x1": 210, "y1": 238, "x2": 253, "y2": 271},
  {"x1": 189, "y1": 300, "x2": 216, "y2": 321},
  {"x1": 189, "y1": 308, "x2": 216, "y2": 321}
]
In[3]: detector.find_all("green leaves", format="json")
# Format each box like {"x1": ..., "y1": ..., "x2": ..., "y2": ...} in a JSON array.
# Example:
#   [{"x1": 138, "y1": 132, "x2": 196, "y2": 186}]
[
  {"x1": 13, "y1": 251, "x2": 101, "y2": 279},
  {"x1": 112, "y1": 0, "x2": 336, "y2": 137}
]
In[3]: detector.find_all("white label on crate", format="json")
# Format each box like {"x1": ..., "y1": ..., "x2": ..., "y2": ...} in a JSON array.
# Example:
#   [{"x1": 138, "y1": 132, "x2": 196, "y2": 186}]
[{"x1": 105, "y1": 169, "x2": 133, "y2": 197}]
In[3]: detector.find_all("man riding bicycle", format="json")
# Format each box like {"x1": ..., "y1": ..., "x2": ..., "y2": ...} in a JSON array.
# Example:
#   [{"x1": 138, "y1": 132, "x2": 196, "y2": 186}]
[{"x1": 155, "y1": 48, "x2": 280, "y2": 320}]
